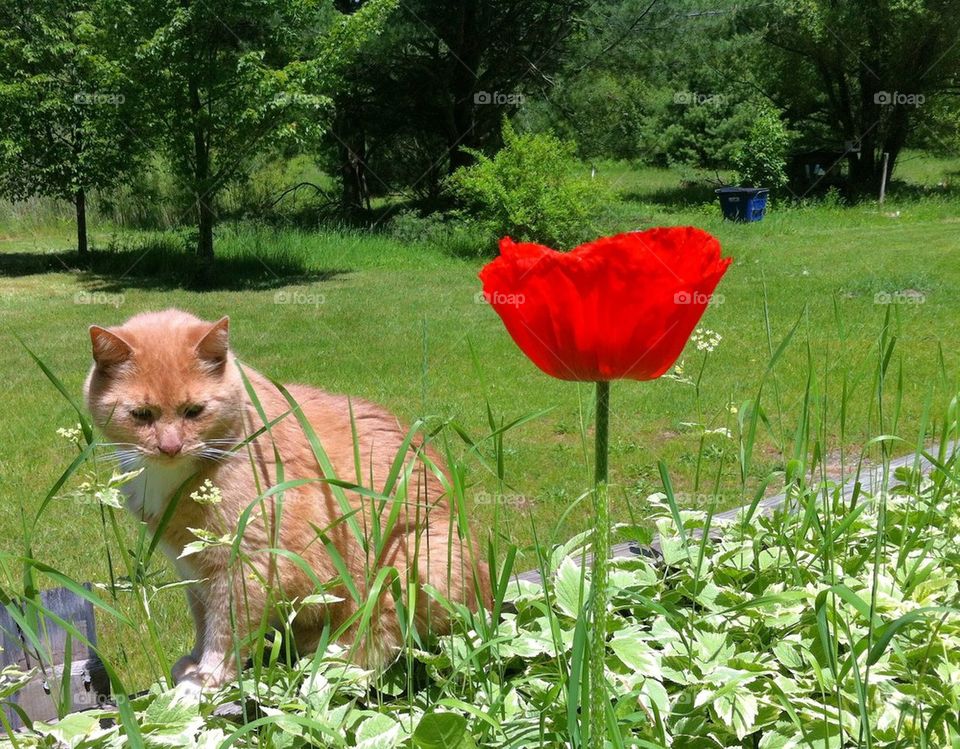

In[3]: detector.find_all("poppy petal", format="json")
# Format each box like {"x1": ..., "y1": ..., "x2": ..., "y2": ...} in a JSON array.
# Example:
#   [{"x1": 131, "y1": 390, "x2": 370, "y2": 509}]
[{"x1": 479, "y1": 227, "x2": 732, "y2": 381}]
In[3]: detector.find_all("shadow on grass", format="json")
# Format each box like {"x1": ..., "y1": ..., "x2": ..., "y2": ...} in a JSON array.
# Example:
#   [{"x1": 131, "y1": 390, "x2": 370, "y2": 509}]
[
  {"x1": 882, "y1": 176, "x2": 960, "y2": 202},
  {"x1": 0, "y1": 242, "x2": 347, "y2": 292},
  {"x1": 619, "y1": 181, "x2": 721, "y2": 208}
]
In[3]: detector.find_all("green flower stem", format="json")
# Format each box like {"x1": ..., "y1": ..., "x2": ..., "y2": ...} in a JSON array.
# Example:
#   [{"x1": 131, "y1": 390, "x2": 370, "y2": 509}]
[
  {"x1": 590, "y1": 380, "x2": 610, "y2": 747},
  {"x1": 595, "y1": 381, "x2": 609, "y2": 485}
]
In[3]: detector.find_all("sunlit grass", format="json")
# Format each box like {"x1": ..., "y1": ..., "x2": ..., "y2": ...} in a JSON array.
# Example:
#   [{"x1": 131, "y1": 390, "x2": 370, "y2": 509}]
[
  {"x1": 2, "y1": 299, "x2": 959, "y2": 746},
  {"x1": 2, "y1": 157, "x2": 960, "y2": 698}
]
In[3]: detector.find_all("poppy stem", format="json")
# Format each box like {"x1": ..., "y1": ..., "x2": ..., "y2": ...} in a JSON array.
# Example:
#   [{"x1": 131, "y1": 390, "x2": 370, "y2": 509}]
[
  {"x1": 595, "y1": 381, "x2": 610, "y2": 485},
  {"x1": 590, "y1": 380, "x2": 610, "y2": 747}
]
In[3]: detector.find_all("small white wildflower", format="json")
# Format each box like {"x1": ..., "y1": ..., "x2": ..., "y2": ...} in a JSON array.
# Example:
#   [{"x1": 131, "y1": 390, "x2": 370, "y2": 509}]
[
  {"x1": 56, "y1": 424, "x2": 83, "y2": 443},
  {"x1": 704, "y1": 427, "x2": 733, "y2": 439},
  {"x1": 728, "y1": 404, "x2": 738, "y2": 415},
  {"x1": 691, "y1": 327, "x2": 722, "y2": 353},
  {"x1": 190, "y1": 479, "x2": 223, "y2": 505}
]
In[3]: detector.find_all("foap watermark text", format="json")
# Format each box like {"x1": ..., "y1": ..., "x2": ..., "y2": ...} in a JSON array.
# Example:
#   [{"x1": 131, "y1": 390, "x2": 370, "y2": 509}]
[{"x1": 274, "y1": 290, "x2": 326, "y2": 307}]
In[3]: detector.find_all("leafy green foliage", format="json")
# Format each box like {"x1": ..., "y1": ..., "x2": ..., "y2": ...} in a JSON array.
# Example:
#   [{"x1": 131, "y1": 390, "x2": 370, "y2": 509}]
[
  {"x1": 98, "y1": 0, "x2": 396, "y2": 262},
  {"x1": 643, "y1": 90, "x2": 770, "y2": 171},
  {"x1": 0, "y1": 0, "x2": 146, "y2": 251},
  {"x1": 527, "y1": 0, "x2": 769, "y2": 171},
  {"x1": 447, "y1": 120, "x2": 605, "y2": 249},
  {"x1": 734, "y1": 107, "x2": 792, "y2": 189},
  {"x1": 317, "y1": 0, "x2": 589, "y2": 209},
  {"x1": 752, "y1": 0, "x2": 960, "y2": 189},
  {"x1": 5, "y1": 442, "x2": 960, "y2": 747}
]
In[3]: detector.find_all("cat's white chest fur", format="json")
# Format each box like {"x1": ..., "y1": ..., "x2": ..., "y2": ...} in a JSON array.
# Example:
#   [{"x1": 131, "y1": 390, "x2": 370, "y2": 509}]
[
  {"x1": 120, "y1": 456, "x2": 198, "y2": 520},
  {"x1": 118, "y1": 455, "x2": 204, "y2": 576}
]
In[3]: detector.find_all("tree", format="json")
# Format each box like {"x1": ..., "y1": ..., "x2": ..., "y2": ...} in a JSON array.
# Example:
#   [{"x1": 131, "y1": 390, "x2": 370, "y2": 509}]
[
  {"x1": 0, "y1": 0, "x2": 143, "y2": 256},
  {"x1": 321, "y1": 0, "x2": 591, "y2": 214},
  {"x1": 751, "y1": 0, "x2": 960, "y2": 190},
  {"x1": 102, "y1": 0, "x2": 395, "y2": 277},
  {"x1": 526, "y1": 0, "x2": 771, "y2": 170}
]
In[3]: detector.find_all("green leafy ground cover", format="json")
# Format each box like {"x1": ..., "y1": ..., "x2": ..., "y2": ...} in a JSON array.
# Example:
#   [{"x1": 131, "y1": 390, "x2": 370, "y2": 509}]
[{"x1": 3, "y1": 430, "x2": 958, "y2": 748}]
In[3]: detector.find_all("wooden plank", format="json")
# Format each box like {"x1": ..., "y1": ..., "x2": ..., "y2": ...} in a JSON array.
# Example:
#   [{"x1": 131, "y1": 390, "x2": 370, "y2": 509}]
[
  {"x1": 0, "y1": 586, "x2": 111, "y2": 730},
  {"x1": 0, "y1": 606, "x2": 29, "y2": 670}
]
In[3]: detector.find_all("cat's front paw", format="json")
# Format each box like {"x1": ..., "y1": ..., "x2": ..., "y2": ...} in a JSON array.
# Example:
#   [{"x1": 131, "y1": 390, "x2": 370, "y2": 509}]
[
  {"x1": 172, "y1": 655, "x2": 232, "y2": 690},
  {"x1": 172, "y1": 654, "x2": 200, "y2": 685},
  {"x1": 196, "y1": 663, "x2": 233, "y2": 689},
  {"x1": 174, "y1": 653, "x2": 235, "y2": 691}
]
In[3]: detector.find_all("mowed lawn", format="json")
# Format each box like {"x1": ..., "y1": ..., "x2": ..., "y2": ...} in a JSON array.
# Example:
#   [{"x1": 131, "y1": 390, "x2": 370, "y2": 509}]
[{"x1": 1, "y1": 160, "x2": 959, "y2": 685}]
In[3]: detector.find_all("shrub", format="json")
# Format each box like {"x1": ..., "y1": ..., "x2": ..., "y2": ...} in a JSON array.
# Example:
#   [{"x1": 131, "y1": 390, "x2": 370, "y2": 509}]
[
  {"x1": 386, "y1": 209, "x2": 449, "y2": 244},
  {"x1": 637, "y1": 88, "x2": 774, "y2": 171},
  {"x1": 523, "y1": 70, "x2": 651, "y2": 161},
  {"x1": 734, "y1": 107, "x2": 792, "y2": 190},
  {"x1": 447, "y1": 119, "x2": 605, "y2": 249},
  {"x1": 387, "y1": 209, "x2": 492, "y2": 258}
]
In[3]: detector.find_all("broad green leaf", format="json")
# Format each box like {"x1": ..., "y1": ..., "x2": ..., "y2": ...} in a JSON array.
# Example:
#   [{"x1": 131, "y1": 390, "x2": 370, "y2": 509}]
[
  {"x1": 413, "y1": 712, "x2": 473, "y2": 749},
  {"x1": 609, "y1": 627, "x2": 661, "y2": 680},
  {"x1": 711, "y1": 689, "x2": 758, "y2": 741},
  {"x1": 554, "y1": 556, "x2": 588, "y2": 620},
  {"x1": 33, "y1": 712, "x2": 105, "y2": 749},
  {"x1": 356, "y1": 714, "x2": 403, "y2": 749}
]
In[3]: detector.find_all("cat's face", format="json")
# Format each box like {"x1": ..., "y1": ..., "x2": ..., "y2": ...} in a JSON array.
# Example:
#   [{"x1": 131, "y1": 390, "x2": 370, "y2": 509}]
[{"x1": 84, "y1": 310, "x2": 244, "y2": 464}]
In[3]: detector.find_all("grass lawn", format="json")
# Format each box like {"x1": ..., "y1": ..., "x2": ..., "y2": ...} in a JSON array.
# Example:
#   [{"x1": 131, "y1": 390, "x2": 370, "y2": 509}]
[{"x1": 1, "y1": 154, "x2": 959, "y2": 686}]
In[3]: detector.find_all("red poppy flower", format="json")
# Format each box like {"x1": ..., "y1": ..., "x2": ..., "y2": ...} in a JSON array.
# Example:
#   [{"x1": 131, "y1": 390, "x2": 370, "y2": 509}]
[{"x1": 479, "y1": 227, "x2": 732, "y2": 382}]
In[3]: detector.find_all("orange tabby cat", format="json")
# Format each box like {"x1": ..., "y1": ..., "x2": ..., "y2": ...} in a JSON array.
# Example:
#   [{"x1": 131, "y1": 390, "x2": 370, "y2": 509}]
[{"x1": 84, "y1": 309, "x2": 488, "y2": 688}]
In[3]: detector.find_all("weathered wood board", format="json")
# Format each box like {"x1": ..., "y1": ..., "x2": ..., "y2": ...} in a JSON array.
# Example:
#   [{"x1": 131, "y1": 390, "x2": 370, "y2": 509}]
[{"x1": 0, "y1": 585, "x2": 111, "y2": 730}]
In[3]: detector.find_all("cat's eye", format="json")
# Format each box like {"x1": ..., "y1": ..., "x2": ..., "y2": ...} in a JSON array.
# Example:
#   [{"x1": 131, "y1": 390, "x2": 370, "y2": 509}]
[
  {"x1": 183, "y1": 404, "x2": 205, "y2": 419},
  {"x1": 130, "y1": 407, "x2": 155, "y2": 423}
]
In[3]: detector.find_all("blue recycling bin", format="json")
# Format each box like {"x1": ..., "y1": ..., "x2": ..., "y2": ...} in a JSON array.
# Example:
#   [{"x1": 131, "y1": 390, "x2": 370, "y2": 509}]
[{"x1": 716, "y1": 187, "x2": 769, "y2": 222}]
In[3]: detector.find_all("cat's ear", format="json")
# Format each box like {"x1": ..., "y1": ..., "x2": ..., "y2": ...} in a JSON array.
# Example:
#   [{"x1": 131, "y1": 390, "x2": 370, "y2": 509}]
[
  {"x1": 89, "y1": 326, "x2": 132, "y2": 368},
  {"x1": 196, "y1": 316, "x2": 230, "y2": 372}
]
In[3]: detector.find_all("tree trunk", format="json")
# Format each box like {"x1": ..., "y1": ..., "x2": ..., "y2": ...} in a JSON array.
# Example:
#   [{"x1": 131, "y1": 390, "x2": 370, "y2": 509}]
[
  {"x1": 197, "y1": 197, "x2": 214, "y2": 267},
  {"x1": 190, "y1": 76, "x2": 215, "y2": 284},
  {"x1": 880, "y1": 108, "x2": 911, "y2": 189},
  {"x1": 446, "y1": 0, "x2": 482, "y2": 174},
  {"x1": 334, "y1": 107, "x2": 370, "y2": 219},
  {"x1": 75, "y1": 188, "x2": 88, "y2": 258},
  {"x1": 331, "y1": 0, "x2": 371, "y2": 220},
  {"x1": 848, "y1": 131, "x2": 877, "y2": 194}
]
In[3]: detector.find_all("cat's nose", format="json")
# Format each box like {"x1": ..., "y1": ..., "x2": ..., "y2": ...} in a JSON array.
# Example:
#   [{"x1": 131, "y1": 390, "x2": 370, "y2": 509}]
[{"x1": 158, "y1": 433, "x2": 183, "y2": 456}]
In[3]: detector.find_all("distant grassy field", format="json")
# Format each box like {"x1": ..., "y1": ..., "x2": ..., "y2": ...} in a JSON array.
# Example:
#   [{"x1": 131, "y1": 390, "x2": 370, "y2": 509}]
[{"x1": 2, "y1": 153, "x2": 959, "y2": 686}]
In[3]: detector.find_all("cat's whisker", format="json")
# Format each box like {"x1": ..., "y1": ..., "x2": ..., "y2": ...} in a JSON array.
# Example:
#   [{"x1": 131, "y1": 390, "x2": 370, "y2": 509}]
[
  {"x1": 194, "y1": 448, "x2": 235, "y2": 464},
  {"x1": 97, "y1": 455, "x2": 138, "y2": 465},
  {"x1": 200, "y1": 443, "x2": 243, "y2": 455},
  {"x1": 106, "y1": 449, "x2": 147, "y2": 470},
  {"x1": 98, "y1": 453, "x2": 130, "y2": 464}
]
